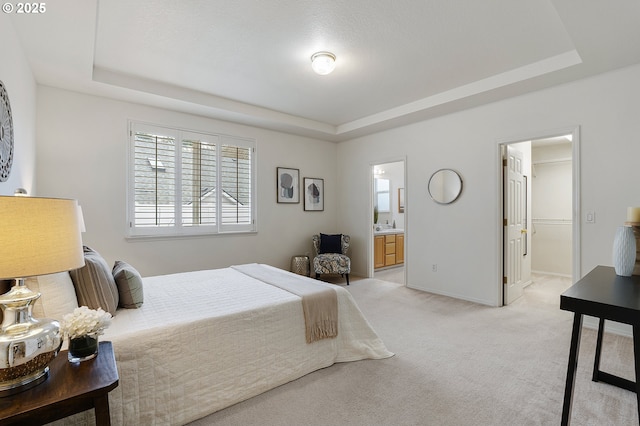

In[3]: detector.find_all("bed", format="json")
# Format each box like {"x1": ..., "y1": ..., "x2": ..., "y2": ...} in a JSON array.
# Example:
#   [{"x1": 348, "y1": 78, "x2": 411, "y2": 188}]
[{"x1": 33, "y1": 260, "x2": 392, "y2": 425}]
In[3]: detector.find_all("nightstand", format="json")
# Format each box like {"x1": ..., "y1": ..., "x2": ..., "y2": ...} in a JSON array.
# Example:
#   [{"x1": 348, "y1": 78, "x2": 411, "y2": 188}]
[{"x1": 0, "y1": 341, "x2": 119, "y2": 425}]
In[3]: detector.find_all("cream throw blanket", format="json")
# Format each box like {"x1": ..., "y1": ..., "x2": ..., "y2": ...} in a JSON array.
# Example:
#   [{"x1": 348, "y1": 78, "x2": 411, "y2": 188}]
[{"x1": 232, "y1": 263, "x2": 338, "y2": 343}]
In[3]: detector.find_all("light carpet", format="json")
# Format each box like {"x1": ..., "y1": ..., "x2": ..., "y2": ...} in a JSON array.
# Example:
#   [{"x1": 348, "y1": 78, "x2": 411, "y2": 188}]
[{"x1": 188, "y1": 275, "x2": 637, "y2": 425}]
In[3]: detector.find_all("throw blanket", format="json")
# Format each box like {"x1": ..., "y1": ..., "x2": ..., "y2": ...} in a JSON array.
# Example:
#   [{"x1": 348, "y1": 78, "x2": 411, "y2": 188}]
[{"x1": 232, "y1": 263, "x2": 338, "y2": 343}]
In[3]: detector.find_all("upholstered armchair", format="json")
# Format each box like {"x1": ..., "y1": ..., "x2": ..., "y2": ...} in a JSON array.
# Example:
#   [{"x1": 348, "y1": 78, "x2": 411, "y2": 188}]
[{"x1": 312, "y1": 234, "x2": 351, "y2": 285}]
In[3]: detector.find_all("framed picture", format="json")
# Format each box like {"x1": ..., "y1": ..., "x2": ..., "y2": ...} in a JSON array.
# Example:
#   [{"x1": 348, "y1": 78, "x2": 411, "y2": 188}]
[
  {"x1": 303, "y1": 177, "x2": 324, "y2": 211},
  {"x1": 277, "y1": 167, "x2": 299, "y2": 203},
  {"x1": 398, "y1": 188, "x2": 405, "y2": 213}
]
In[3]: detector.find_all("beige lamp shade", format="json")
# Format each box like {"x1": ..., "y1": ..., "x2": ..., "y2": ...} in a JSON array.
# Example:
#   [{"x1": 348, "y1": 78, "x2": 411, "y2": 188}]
[{"x1": 0, "y1": 196, "x2": 85, "y2": 279}]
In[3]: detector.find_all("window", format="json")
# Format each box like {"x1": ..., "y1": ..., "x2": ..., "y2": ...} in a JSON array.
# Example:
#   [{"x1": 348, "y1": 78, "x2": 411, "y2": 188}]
[
  {"x1": 127, "y1": 122, "x2": 256, "y2": 237},
  {"x1": 375, "y1": 178, "x2": 390, "y2": 212}
]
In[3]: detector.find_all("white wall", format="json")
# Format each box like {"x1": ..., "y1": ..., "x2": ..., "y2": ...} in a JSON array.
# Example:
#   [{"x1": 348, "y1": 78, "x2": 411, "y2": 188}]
[
  {"x1": 338, "y1": 64, "x2": 640, "y2": 306},
  {"x1": 36, "y1": 87, "x2": 338, "y2": 277},
  {"x1": 0, "y1": 14, "x2": 37, "y2": 196}
]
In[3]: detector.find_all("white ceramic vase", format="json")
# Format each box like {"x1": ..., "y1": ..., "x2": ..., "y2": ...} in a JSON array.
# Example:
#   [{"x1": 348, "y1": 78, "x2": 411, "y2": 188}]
[{"x1": 613, "y1": 225, "x2": 636, "y2": 276}]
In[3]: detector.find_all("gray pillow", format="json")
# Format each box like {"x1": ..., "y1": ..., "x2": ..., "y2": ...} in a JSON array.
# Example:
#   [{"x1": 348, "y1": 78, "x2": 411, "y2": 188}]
[
  {"x1": 69, "y1": 246, "x2": 119, "y2": 315},
  {"x1": 112, "y1": 260, "x2": 144, "y2": 309}
]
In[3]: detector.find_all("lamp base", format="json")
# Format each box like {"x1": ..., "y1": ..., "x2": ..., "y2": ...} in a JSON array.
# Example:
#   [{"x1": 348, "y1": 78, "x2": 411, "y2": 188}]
[
  {"x1": 0, "y1": 280, "x2": 62, "y2": 396},
  {"x1": 0, "y1": 363, "x2": 50, "y2": 397}
]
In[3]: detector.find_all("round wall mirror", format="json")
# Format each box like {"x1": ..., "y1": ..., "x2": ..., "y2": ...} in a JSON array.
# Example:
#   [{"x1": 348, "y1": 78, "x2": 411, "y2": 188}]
[{"x1": 428, "y1": 169, "x2": 463, "y2": 204}]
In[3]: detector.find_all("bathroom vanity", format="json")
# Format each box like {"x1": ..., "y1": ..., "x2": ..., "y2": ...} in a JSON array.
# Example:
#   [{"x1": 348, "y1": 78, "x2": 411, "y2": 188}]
[{"x1": 374, "y1": 230, "x2": 404, "y2": 269}]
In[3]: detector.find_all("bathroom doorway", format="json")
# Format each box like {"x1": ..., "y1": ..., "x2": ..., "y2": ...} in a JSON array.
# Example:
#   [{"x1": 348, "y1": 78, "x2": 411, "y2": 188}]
[{"x1": 371, "y1": 160, "x2": 406, "y2": 285}]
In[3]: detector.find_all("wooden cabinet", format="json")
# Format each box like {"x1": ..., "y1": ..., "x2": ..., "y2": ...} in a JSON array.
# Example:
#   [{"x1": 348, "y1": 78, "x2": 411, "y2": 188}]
[
  {"x1": 385, "y1": 234, "x2": 396, "y2": 266},
  {"x1": 396, "y1": 234, "x2": 404, "y2": 264},
  {"x1": 374, "y1": 236, "x2": 385, "y2": 268},
  {"x1": 374, "y1": 232, "x2": 404, "y2": 269}
]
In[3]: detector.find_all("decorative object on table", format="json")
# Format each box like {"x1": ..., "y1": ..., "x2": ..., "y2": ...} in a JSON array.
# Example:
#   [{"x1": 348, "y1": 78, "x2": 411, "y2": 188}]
[
  {"x1": 612, "y1": 225, "x2": 636, "y2": 277},
  {"x1": 0, "y1": 196, "x2": 84, "y2": 395},
  {"x1": 276, "y1": 167, "x2": 299, "y2": 203},
  {"x1": 303, "y1": 177, "x2": 324, "y2": 211},
  {"x1": 625, "y1": 206, "x2": 640, "y2": 276},
  {"x1": 290, "y1": 255, "x2": 310, "y2": 277},
  {"x1": 61, "y1": 306, "x2": 112, "y2": 363},
  {"x1": 0, "y1": 80, "x2": 14, "y2": 182}
]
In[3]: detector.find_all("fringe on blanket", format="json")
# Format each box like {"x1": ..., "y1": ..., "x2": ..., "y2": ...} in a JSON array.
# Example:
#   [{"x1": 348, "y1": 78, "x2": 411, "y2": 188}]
[{"x1": 305, "y1": 319, "x2": 338, "y2": 344}]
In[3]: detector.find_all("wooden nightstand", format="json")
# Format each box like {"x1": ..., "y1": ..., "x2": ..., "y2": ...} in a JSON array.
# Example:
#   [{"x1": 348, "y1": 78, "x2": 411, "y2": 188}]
[{"x1": 0, "y1": 341, "x2": 119, "y2": 425}]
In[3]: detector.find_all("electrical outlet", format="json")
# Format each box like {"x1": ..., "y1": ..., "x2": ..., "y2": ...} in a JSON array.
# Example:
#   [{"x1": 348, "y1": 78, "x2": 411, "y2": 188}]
[{"x1": 432, "y1": 264, "x2": 437, "y2": 272}]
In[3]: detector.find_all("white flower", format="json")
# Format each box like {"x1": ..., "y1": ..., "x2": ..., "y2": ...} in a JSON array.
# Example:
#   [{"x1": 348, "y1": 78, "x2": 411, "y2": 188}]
[{"x1": 60, "y1": 306, "x2": 112, "y2": 339}]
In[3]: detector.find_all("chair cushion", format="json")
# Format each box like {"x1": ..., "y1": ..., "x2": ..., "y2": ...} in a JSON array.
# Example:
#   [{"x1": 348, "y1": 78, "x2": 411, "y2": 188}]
[
  {"x1": 314, "y1": 253, "x2": 351, "y2": 275},
  {"x1": 319, "y1": 233, "x2": 342, "y2": 254}
]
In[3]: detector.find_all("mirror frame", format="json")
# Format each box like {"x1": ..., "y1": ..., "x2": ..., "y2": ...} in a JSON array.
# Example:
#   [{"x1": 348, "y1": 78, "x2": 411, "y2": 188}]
[{"x1": 428, "y1": 169, "x2": 463, "y2": 204}]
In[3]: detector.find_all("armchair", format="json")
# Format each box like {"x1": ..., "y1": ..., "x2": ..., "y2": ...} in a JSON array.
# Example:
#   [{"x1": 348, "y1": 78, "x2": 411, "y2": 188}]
[{"x1": 312, "y1": 234, "x2": 351, "y2": 285}]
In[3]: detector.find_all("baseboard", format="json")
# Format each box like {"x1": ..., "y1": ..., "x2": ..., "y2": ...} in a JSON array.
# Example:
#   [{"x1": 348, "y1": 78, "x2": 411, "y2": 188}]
[
  {"x1": 583, "y1": 315, "x2": 633, "y2": 338},
  {"x1": 532, "y1": 269, "x2": 572, "y2": 278}
]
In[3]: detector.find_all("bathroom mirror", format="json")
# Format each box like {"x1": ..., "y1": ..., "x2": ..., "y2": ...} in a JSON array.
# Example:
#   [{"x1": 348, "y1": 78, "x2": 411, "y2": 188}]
[
  {"x1": 428, "y1": 169, "x2": 463, "y2": 204},
  {"x1": 375, "y1": 178, "x2": 390, "y2": 212}
]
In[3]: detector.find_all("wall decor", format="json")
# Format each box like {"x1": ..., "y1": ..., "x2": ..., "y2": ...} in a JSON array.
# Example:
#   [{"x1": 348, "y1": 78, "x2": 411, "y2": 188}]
[
  {"x1": 0, "y1": 80, "x2": 14, "y2": 182},
  {"x1": 303, "y1": 177, "x2": 324, "y2": 211},
  {"x1": 277, "y1": 167, "x2": 299, "y2": 203},
  {"x1": 398, "y1": 188, "x2": 405, "y2": 213},
  {"x1": 428, "y1": 168, "x2": 463, "y2": 204}
]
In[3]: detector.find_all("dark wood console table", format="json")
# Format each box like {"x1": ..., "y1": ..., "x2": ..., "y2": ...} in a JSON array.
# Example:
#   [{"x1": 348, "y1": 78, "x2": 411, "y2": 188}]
[
  {"x1": 560, "y1": 266, "x2": 640, "y2": 425},
  {"x1": 0, "y1": 341, "x2": 119, "y2": 425}
]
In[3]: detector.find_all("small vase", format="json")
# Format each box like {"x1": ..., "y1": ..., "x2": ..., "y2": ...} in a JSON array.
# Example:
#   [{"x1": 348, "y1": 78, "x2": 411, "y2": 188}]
[
  {"x1": 68, "y1": 333, "x2": 99, "y2": 362},
  {"x1": 613, "y1": 225, "x2": 636, "y2": 277}
]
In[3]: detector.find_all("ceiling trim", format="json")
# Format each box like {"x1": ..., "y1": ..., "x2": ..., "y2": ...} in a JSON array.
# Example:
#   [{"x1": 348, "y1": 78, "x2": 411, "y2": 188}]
[{"x1": 337, "y1": 50, "x2": 582, "y2": 136}]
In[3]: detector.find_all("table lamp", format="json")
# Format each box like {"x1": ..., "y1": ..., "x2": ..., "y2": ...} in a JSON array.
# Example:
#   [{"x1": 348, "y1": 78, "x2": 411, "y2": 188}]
[{"x1": 0, "y1": 196, "x2": 84, "y2": 395}]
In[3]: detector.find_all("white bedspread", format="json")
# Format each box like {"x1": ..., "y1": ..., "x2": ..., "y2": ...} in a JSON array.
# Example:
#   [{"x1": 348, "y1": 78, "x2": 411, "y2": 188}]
[{"x1": 58, "y1": 264, "x2": 392, "y2": 425}]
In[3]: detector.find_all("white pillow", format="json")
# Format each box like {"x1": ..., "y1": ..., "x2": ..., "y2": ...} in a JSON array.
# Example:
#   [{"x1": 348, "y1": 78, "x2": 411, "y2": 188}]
[{"x1": 26, "y1": 272, "x2": 79, "y2": 322}]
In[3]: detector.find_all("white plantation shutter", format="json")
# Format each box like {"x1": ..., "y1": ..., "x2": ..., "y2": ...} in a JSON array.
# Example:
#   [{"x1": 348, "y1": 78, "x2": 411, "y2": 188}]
[
  {"x1": 131, "y1": 125, "x2": 178, "y2": 230},
  {"x1": 220, "y1": 137, "x2": 253, "y2": 231},
  {"x1": 128, "y1": 122, "x2": 256, "y2": 237},
  {"x1": 181, "y1": 134, "x2": 217, "y2": 227}
]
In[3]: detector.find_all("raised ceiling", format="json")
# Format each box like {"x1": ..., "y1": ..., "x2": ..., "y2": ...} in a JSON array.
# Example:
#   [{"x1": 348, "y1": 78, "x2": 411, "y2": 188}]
[{"x1": 8, "y1": 0, "x2": 640, "y2": 141}]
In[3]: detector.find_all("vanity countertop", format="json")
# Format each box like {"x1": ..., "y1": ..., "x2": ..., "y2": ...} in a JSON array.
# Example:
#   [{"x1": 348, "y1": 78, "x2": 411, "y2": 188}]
[{"x1": 374, "y1": 228, "x2": 404, "y2": 235}]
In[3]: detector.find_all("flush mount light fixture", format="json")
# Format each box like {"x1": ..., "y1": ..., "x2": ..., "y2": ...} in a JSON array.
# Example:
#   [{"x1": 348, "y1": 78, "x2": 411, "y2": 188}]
[{"x1": 311, "y1": 51, "x2": 336, "y2": 75}]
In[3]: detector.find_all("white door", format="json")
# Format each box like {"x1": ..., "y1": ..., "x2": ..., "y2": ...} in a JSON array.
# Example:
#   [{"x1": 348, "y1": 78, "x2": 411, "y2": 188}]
[{"x1": 504, "y1": 145, "x2": 526, "y2": 304}]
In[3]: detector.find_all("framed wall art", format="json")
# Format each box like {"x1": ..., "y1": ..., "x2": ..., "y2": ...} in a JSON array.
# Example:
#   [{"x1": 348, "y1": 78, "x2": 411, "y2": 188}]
[
  {"x1": 277, "y1": 167, "x2": 299, "y2": 203},
  {"x1": 303, "y1": 177, "x2": 324, "y2": 211}
]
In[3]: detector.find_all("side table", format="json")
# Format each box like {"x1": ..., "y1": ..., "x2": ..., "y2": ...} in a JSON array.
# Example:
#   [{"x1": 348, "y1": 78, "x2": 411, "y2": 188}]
[
  {"x1": 560, "y1": 266, "x2": 640, "y2": 425},
  {"x1": 0, "y1": 341, "x2": 119, "y2": 425}
]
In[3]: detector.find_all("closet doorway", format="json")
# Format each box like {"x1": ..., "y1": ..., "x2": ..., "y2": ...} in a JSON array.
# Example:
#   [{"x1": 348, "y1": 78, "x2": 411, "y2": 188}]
[
  {"x1": 371, "y1": 160, "x2": 406, "y2": 285},
  {"x1": 500, "y1": 129, "x2": 580, "y2": 305}
]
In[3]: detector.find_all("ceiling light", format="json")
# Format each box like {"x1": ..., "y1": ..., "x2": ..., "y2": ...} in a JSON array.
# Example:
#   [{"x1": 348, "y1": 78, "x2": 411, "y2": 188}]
[{"x1": 311, "y1": 51, "x2": 336, "y2": 75}]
